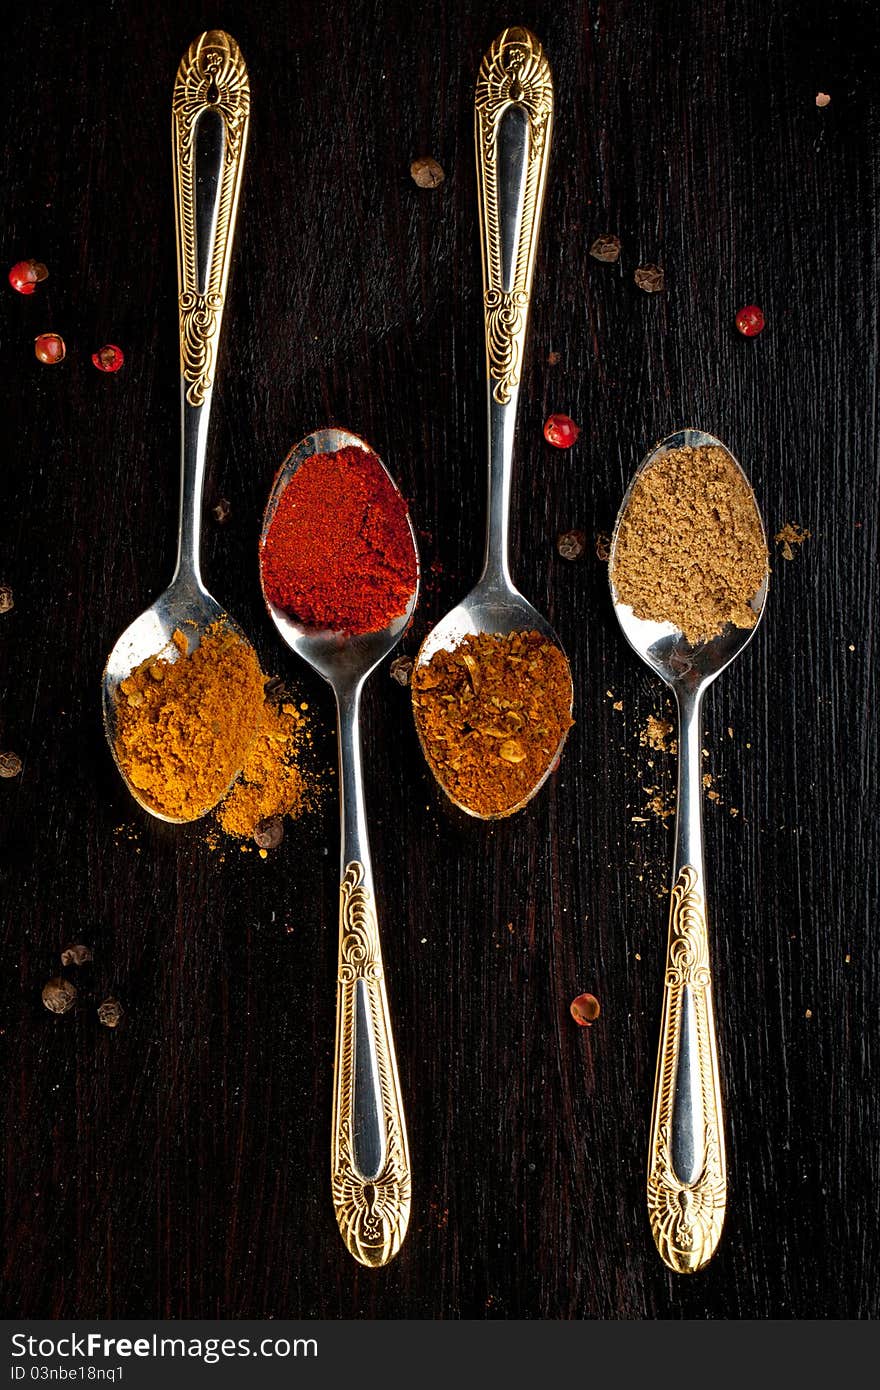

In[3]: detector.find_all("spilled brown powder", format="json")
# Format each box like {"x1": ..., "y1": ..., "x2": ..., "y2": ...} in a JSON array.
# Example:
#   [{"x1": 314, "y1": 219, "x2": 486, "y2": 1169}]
[{"x1": 612, "y1": 444, "x2": 768, "y2": 644}]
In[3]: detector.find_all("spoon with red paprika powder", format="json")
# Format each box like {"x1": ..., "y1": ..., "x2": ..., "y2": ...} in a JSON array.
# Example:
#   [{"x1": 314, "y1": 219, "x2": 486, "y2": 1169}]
[
  {"x1": 259, "y1": 426, "x2": 418, "y2": 1269},
  {"x1": 413, "y1": 27, "x2": 573, "y2": 818}
]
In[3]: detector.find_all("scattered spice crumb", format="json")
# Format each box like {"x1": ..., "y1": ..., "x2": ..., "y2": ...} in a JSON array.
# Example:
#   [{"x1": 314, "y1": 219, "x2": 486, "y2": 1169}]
[
  {"x1": 60, "y1": 944, "x2": 93, "y2": 967},
  {"x1": 0, "y1": 584, "x2": 14, "y2": 614},
  {"x1": 253, "y1": 814, "x2": 284, "y2": 850},
  {"x1": 634, "y1": 264, "x2": 664, "y2": 293},
  {"x1": 212, "y1": 497, "x2": 232, "y2": 524},
  {"x1": 410, "y1": 155, "x2": 445, "y2": 188},
  {"x1": 727, "y1": 726, "x2": 734, "y2": 738},
  {"x1": 590, "y1": 234, "x2": 621, "y2": 263},
  {"x1": 774, "y1": 522, "x2": 811, "y2": 561},
  {"x1": 557, "y1": 528, "x2": 586, "y2": 560},
  {"x1": 595, "y1": 531, "x2": 611, "y2": 562},
  {"x1": 0, "y1": 751, "x2": 22, "y2": 778},
  {"x1": 613, "y1": 700, "x2": 623, "y2": 712},
  {"x1": 97, "y1": 998, "x2": 123, "y2": 1028},
  {"x1": 641, "y1": 715, "x2": 675, "y2": 754},
  {"x1": 570, "y1": 992, "x2": 601, "y2": 1026},
  {"x1": 635, "y1": 952, "x2": 641, "y2": 960},
  {"x1": 42, "y1": 978, "x2": 76, "y2": 1015},
  {"x1": 547, "y1": 350, "x2": 561, "y2": 366},
  {"x1": 729, "y1": 806, "x2": 740, "y2": 817},
  {"x1": 804, "y1": 1008, "x2": 813, "y2": 1019},
  {"x1": 815, "y1": 92, "x2": 831, "y2": 107},
  {"x1": 389, "y1": 654, "x2": 413, "y2": 686},
  {"x1": 845, "y1": 953, "x2": 851, "y2": 964},
  {"x1": 646, "y1": 791, "x2": 675, "y2": 821}
]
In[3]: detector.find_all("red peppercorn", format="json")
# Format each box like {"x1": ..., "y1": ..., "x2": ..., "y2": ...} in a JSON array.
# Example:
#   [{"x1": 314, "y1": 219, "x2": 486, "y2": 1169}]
[
  {"x1": 544, "y1": 414, "x2": 580, "y2": 449},
  {"x1": 735, "y1": 305, "x2": 765, "y2": 337},
  {"x1": 8, "y1": 259, "x2": 48, "y2": 295},
  {"x1": 34, "y1": 332, "x2": 65, "y2": 365},
  {"x1": 570, "y1": 992, "x2": 601, "y2": 1027},
  {"x1": 92, "y1": 343, "x2": 124, "y2": 373}
]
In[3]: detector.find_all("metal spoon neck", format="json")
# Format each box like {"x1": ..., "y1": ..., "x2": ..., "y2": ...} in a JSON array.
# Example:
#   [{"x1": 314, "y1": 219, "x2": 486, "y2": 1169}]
[
  {"x1": 174, "y1": 388, "x2": 214, "y2": 589},
  {"x1": 335, "y1": 680, "x2": 370, "y2": 871},
  {"x1": 483, "y1": 391, "x2": 519, "y2": 589},
  {"x1": 673, "y1": 683, "x2": 706, "y2": 872}
]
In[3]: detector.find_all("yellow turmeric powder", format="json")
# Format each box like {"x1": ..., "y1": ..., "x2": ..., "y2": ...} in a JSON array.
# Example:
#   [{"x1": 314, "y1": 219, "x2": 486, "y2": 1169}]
[{"x1": 113, "y1": 622, "x2": 265, "y2": 820}]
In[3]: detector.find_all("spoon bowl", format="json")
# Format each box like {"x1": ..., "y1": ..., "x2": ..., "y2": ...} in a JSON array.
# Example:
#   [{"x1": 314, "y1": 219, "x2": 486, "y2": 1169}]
[
  {"x1": 260, "y1": 425, "x2": 418, "y2": 1269},
  {"x1": 101, "y1": 581, "x2": 247, "y2": 823},
  {"x1": 261, "y1": 427, "x2": 418, "y2": 681},
  {"x1": 610, "y1": 428, "x2": 769, "y2": 690},
  {"x1": 609, "y1": 426, "x2": 768, "y2": 1275}
]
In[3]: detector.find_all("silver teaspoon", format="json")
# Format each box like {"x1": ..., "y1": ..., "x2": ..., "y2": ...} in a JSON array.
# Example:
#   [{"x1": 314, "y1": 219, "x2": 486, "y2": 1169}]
[
  {"x1": 260, "y1": 427, "x2": 418, "y2": 1268},
  {"x1": 102, "y1": 31, "x2": 252, "y2": 821},
  {"x1": 609, "y1": 427, "x2": 769, "y2": 1274},
  {"x1": 413, "y1": 27, "x2": 572, "y2": 817}
]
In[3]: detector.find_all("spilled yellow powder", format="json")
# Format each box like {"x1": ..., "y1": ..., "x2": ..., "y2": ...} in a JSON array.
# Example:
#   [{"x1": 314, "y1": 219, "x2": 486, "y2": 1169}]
[{"x1": 216, "y1": 700, "x2": 313, "y2": 837}]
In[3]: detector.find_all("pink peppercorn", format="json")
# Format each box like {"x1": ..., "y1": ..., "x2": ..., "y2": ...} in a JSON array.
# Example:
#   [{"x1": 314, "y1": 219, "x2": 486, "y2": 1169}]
[
  {"x1": 544, "y1": 414, "x2": 580, "y2": 449},
  {"x1": 92, "y1": 344, "x2": 125, "y2": 373},
  {"x1": 735, "y1": 305, "x2": 765, "y2": 337},
  {"x1": 8, "y1": 259, "x2": 48, "y2": 295},
  {"x1": 34, "y1": 332, "x2": 65, "y2": 365},
  {"x1": 570, "y1": 993, "x2": 601, "y2": 1027}
]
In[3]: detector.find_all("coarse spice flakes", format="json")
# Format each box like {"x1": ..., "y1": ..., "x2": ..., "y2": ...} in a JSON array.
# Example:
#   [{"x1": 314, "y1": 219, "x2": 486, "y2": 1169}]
[
  {"x1": 412, "y1": 630, "x2": 573, "y2": 818},
  {"x1": 611, "y1": 445, "x2": 768, "y2": 644},
  {"x1": 113, "y1": 622, "x2": 265, "y2": 820}
]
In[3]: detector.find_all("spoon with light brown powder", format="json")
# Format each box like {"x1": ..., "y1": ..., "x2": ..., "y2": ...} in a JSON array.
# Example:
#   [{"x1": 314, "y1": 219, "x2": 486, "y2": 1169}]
[{"x1": 609, "y1": 427, "x2": 769, "y2": 1277}]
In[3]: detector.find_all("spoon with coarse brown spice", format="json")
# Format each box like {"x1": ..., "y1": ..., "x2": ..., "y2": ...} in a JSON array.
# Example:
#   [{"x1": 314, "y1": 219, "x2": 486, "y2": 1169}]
[
  {"x1": 609, "y1": 427, "x2": 769, "y2": 1275},
  {"x1": 412, "y1": 27, "x2": 573, "y2": 818}
]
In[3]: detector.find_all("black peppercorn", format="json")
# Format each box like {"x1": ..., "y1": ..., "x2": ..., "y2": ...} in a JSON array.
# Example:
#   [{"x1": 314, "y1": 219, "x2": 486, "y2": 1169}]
[
  {"x1": 97, "y1": 998, "x2": 123, "y2": 1028},
  {"x1": 0, "y1": 584, "x2": 13, "y2": 614},
  {"x1": 389, "y1": 655, "x2": 414, "y2": 686},
  {"x1": 410, "y1": 156, "x2": 445, "y2": 188},
  {"x1": 634, "y1": 264, "x2": 665, "y2": 293},
  {"x1": 590, "y1": 234, "x2": 621, "y2": 263},
  {"x1": 61, "y1": 944, "x2": 93, "y2": 967},
  {"x1": 557, "y1": 529, "x2": 586, "y2": 561},
  {"x1": 42, "y1": 977, "x2": 77, "y2": 1015},
  {"x1": 0, "y1": 751, "x2": 22, "y2": 778},
  {"x1": 254, "y1": 815, "x2": 284, "y2": 850}
]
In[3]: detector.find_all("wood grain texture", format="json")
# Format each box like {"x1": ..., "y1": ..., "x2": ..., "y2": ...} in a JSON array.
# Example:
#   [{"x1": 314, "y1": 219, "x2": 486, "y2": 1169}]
[{"x1": 1, "y1": 0, "x2": 878, "y2": 1319}]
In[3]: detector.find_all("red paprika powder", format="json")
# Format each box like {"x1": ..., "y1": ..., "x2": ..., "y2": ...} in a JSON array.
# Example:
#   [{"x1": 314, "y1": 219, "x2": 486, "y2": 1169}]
[{"x1": 260, "y1": 445, "x2": 417, "y2": 634}]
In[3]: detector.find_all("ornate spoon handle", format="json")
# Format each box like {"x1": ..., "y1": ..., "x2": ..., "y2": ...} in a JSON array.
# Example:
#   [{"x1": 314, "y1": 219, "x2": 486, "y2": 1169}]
[
  {"x1": 474, "y1": 27, "x2": 553, "y2": 584},
  {"x1": 647, "y1": 687, "x2": 727, "y2": 1273},
  {"x1": 330, "y1": 688, "x2": 411, "y2": 1267},
  {"x1": 171, "y1": 30, "x2": 249, "y2": 583}
]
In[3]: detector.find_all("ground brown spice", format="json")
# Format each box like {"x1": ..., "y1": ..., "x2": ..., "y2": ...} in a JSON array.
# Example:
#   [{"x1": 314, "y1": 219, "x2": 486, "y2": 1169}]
[
  {"x1": 611, "y1": 444, "x2": 768, "y2": 644},
  {"x1": 114, "y1": 623, "x2": 265, "y2": 820},
  {"x1": 412, "y1": 630, "x2": 573, "y2": 818}
]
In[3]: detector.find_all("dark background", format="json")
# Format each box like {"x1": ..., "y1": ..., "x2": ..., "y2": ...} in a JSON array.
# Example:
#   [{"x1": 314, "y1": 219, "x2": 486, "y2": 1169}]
[{"x1": 1, "y1": 0, "x2": 877, "y2": 1320}]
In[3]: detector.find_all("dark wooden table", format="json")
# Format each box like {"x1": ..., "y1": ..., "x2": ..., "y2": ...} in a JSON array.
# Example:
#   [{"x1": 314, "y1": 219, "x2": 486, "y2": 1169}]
[{"x1": 2, "y1": 0, "x2": 877, "y2": 1320}]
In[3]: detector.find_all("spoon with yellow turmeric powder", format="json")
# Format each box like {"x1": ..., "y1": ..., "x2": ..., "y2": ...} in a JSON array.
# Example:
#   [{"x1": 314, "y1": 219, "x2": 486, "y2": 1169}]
[{"x1": 102, "y1": 31, "x2": 257, "y2": 821}]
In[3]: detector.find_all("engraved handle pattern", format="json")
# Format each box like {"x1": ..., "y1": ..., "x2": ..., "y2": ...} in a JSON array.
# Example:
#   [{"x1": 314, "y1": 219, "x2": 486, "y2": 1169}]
[
  {"x1": 647, "y1": 866, "x2": 727, "y2": 1273},
  {"x1": 172, "y1": 30, "x2": 250, "y2": 406},
  {"x1": 331, "y1": 861, "x2": 411, "y2": 1268},
  {"x1": 475, "y1": 27, "x2": 553, "y2": 405}
]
